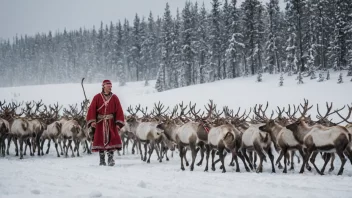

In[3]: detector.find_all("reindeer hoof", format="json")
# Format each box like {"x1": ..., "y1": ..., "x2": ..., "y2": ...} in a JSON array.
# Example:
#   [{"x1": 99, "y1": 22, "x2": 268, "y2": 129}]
[
  {"x1": 222, "y1": 170, "x2": 226, "y2": 173},
  {"x1": 204, "y1": 167, "x2": 208, "y2": 172},
  {"x1": 57, "y1": 154, "x2": 60, "y2": 157},
  {"x1": 229, "y1": 162, "x2": 235, "y2": 166},
  {"x1": 307, "y1": 166, "x2": 312, "y2": 171},
  {"x1": 166, "y1": 158, "x2": 169, "y2": 161},
  {"x1": 185, "y1": 162, "x2": 189, "y2": 166},
  {"x1": 283, "y1": 169, "x2": 287, "y2": 173},
  {"x1": 272, "y1": 169, "x2": 276, "y2": 173},
  {"x1": 211, "y1": 167, "x2": 216, "y2": 171},
  {"x1": 197, "y1": 162, "x2": 202, "y2": 166},
  {"x1": 159, "y1": 160, "x2": 162, "y2": 163},
  {"x1": 220, "y1": 165, "x2": 223, "y2": 169},
  {"x1": 190, "y1": 167, "x2": 194, "y2": 171},
  {"x1": 337, "y1": 169, "x2": 344, "y2": 175},
  {"x1": 329, "y1": 167, "x2": 334, "y2": 172},
  {"x1": 278, "y1": 164, "x2": 283, "y2": 169},
  {"x1": 147, "y1": 160, "x2": 150, "y2": 163},
  {"x1": 245, "y1": 167, "x2": 250, "y2": 172},
  {"x1": 181, "y1": 167, "x2": 185, "y2": 171},
  {"x1": 289, "y1": 167, "x2": 294, "y2": 171},
  {"x1": 236, "y1": 169, "x2": 240, "y2": 172}
]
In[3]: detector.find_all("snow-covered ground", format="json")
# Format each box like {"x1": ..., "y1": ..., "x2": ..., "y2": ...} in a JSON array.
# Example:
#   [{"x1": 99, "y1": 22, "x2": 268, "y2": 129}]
[{"x1": 1, "y1": 71, "x2": 352, "y2": 198}]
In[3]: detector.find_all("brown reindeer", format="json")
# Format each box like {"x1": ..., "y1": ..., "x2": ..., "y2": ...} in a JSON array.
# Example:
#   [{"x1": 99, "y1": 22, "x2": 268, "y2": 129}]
[{"x1": 285, "y1": 101, "x2": 351, "y2": 175}]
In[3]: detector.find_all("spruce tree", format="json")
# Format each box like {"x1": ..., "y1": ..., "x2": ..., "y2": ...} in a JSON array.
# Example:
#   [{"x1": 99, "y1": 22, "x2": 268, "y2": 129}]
[
  {"x1": 279, "y1": 73, "x2": 284, "y2": 86},
  {"x1": 337, "y1": 73, "x2": 343, "y2": 84},
  {"x1": 297, "y1": 72, "x2": 304, "y2": 84}
]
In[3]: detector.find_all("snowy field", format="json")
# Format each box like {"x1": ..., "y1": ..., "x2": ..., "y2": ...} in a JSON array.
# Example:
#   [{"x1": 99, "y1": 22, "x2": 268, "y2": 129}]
[{"x1": 1, "y1": 71, "x2": 352, "y2": 198}]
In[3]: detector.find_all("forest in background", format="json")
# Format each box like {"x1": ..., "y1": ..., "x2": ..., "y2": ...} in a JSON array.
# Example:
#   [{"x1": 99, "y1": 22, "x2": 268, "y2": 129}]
[{"x1": 0, "y1": 0, "x2": 351, "y2": 91}]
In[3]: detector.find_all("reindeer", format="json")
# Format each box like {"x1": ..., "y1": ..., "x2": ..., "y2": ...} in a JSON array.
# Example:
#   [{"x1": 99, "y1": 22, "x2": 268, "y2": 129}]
[
  {"x1": 241, "y1": 102, "x2": 276, "y2": 173},
  {"x1": 39, "y1": 103, "x2": 63, "y2": 157},
  {"x1": 171, "y1": 100, "x2": 214, "y2": 171},
  {"x1": 127, "y1": 102, "x2": 173, "y2": 163},
  {"x1": 285, "y1": 100, "x2": 351, "y2": 175},
  {"x1": 0, "y1": 100, "x2": 10, "y2": 157},
  {"x1": 204, "y1": 104, "x2": 251, "y2": 173},
  {"x1": 59, "y1": 105, "x2": 83, "y2": 157}
]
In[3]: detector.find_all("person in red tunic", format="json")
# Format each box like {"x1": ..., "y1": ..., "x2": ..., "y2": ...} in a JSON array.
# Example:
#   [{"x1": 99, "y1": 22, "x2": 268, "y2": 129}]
[{"x1": 86, "y1": 79, "x2": 125, "y2": 166}]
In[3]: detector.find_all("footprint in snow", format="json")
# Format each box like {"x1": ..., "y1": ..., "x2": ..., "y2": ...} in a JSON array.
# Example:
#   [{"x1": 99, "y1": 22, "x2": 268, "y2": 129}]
[
  {"x1": 89, "y1": 190, "x2": 102, "y2": 198},
  {"x1": 137, "y1": 180, "x2": 147, "y2": 188},
  {"x1": 31, "y1": 189, "x2": 41, "y2": 195}
]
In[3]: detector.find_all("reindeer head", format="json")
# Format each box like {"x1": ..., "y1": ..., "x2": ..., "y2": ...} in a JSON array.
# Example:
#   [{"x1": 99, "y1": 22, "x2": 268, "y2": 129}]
[
  {"x1": 189, "y1": 100, "x2": 214, "y2": 126},
  {"x1": 259, "y1": 119, "x2": 276, "y2": 133}
]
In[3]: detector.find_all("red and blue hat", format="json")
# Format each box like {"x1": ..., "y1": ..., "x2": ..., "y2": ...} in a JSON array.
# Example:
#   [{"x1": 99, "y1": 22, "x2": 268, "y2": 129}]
[{"x1": 102, "y1": 79, "x2": 112, "y2": 86}]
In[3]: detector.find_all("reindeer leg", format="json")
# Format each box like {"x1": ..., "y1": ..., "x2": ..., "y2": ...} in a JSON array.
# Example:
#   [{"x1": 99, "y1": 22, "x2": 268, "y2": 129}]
[
  {"x1": 253, "y1": 143, "x2": 265, "y2": 173},
  {"x1": 232, "y1": 151, "x2": 240, "y2": 172},
  {"x1": 336, "y1": 150, "x2": 347, "y2": 175},
  {"x1": 28, "y1": 138, "x2": 34, "y2": 156},
  {"x1": 147, "y1": 141, "x2": 155, "y2": 163},
  {"x1": 320, "y1": 153, "x2": 331, "y2": 174},
  {"x1": 166, "y1": 147, "x2": 170, "y2": 161},
  {"x1": 76, "y1": 140, "x2": 80, "y2": 157},
  {"x1": 64, "y1": 139, "x2": 69, "y2": 158},
  {"x1": 309, "y1": 150, "x2": 323, "y2": 175},
  {"x1": 143, "y1": 143, "x2": 148, "y2": 161},
  {"x1": 58, "y1": 139, "x2": 64, "y2": 155},
  {"x1": 282, "y1": 147, "x2": 288, "y2": 173},
  {"x1": 329, "y1": 153, "x2": 335, "y2": 172},
  {"x1": 237, "y1": 150, "x2": 250, "y2": 172},
  {"x1": 189, "y1": 143, "x2": 197, "y2": 171},
  {"x1": 229, "y1": 153, "x2": 235, "y2": 167},
  {"x1": 14, "y1": 137, "x2": 19, "y2": 156},
  {"x1": 276, "y1": 150, "x2": 284, "y2": 167},
  {"x1": 53, "y1": 138, "x2": 60, "y2": 157},
  {"x1": 36, "y1": 135, "x2": 41, "y2": 156},
  {"x1": 132, "y1": 139, "x2": 137, "y2": 155},
  {"x1": 295, "y1": 151, "x2": 301, "y2": 164},
  {"x1": 6, "y1": 136, "x2": 12, "y2": 155},
  {"x1": 211, "y1": 149, "x2": 216, "y2": 171},
  {"x1": 24, "y1": 139, "x2": 28, "y2": 156},
  {"x1": 298, "y1": 148, "x2": 306, "y2": 174},
  {"x1": 45, "y1": 139, "x2": 51, "y2": 154},
  {"x1": 197, "y1": 143, "x2": 205, "y2": 166},
  {"x1": 40, "y1": 138, "x2": 45, "y2": 155},
  {"x1": 204, "y1": 145, "x2": 210, "y2": 172},
  {"x1": 19, "y1": 137, "x2": 24, "y2": 159},
  {"x1": 289, "y1": 151, "x2": 295, "y2": 170},
  {"x1": 183, "y1": 148, "x2": 189, "y2": 166},
  {"x1": 241, "y1": 148, "x2": 253, "y2": 170},
  {"x1": 68, "y1": 140, "x2": 75, "y2": 157},
  {"x1": 179, "y1": 144, "x2": 185, "y2": 171},
  {"x1": 286, "y1": 151, "x2": 290, "y2": 166},
  {"x1": 267, "y1": 146, "x2": 276, "y2": 173},
  {"x1": 219, "y1": 147, "x2": 226, "y2": 173}
]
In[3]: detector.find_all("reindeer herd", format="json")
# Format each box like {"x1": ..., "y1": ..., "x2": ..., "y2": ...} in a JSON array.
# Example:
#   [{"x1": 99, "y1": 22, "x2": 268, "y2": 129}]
[{"x1": 1, "y1": 98, "x2": 352, "y2": 176}]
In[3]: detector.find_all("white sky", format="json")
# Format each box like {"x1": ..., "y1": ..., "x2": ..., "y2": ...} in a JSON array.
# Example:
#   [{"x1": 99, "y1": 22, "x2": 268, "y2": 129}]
[{"x1": 0, "y1": 0, "x2": 285, "y2": 41}]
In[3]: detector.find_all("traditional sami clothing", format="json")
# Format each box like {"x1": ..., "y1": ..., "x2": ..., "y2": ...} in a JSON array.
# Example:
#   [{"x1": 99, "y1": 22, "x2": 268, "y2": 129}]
[{"x1": 86, "y1": 85, "x2": 125, "y2": 152}]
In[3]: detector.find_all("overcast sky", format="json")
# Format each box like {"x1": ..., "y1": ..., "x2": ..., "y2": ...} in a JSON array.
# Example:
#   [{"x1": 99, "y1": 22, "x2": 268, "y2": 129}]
[{"x1": 0, "y1": 0, "x2": 285, "y2": 41}]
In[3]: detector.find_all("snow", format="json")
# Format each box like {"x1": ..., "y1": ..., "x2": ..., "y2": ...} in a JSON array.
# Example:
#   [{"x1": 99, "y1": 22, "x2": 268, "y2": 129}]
[{"x1": 1, "y1": 71, "x2": 352, "y2": 198}]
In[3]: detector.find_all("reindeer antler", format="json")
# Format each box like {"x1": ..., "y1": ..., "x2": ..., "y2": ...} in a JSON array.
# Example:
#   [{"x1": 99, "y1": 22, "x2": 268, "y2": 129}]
[
  {"x1": 298, "y1": 99, "x2": 313, "y2": 118},
  {"x1": 335, "y1": 104, "x2": 352, "y2": 124}
]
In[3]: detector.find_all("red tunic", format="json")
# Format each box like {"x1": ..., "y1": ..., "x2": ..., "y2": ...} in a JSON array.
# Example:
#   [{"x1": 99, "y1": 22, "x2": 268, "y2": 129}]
[{"x1": 86, "y1": 92, "x2": 125, "y2": 152}]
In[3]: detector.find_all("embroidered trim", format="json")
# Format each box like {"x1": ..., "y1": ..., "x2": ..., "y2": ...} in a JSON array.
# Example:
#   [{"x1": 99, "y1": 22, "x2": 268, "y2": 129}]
[
  {"x1": 92, "y1": 144, "x2": 122, "y2": 150},
  {"x1": 115, "y1": 120, "x2": 125, "y2": 126}
]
